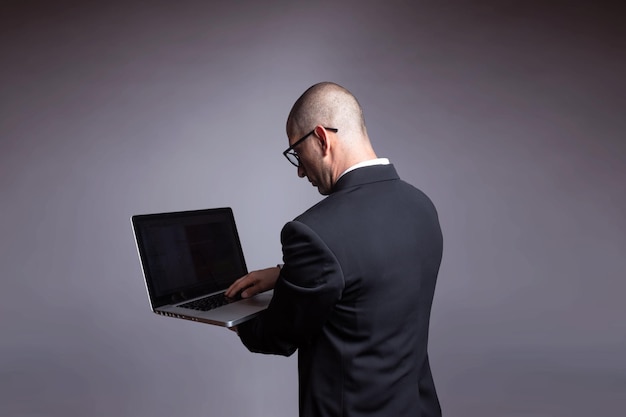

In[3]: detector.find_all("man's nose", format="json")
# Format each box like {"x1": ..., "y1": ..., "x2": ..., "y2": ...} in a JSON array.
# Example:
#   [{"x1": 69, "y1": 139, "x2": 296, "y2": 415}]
[{"x1": 297, "y1": 165, "x2": 305, "y2": 178}]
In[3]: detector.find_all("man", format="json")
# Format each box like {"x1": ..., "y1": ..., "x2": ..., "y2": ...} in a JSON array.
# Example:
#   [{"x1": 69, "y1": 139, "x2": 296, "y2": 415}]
[{"x1": 225, "y1": 82, "x2": 443, "y2": 417}]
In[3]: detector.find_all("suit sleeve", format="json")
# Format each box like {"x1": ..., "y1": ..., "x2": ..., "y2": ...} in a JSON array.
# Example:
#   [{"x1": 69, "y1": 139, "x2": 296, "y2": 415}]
[{"x1": 237, "y1": 220, "x2": 344, "y2": 356}]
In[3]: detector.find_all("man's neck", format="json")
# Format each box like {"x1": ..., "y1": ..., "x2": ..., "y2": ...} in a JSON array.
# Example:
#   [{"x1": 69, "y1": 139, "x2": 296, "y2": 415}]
[{"x1": 336, "y1": 157, "x2": 390, "y2": 181}]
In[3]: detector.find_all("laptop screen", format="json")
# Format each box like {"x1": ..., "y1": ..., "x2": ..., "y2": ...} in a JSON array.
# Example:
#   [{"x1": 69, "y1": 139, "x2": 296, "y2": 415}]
[{"x1": 132, "y1": 208, "x2": 248, "y2": 307}]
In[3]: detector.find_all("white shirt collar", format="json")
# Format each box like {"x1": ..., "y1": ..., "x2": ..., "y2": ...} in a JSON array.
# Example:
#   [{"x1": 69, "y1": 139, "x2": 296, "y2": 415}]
[{"x1": 337, "y1": 158, "x2": 390, "y2": 180}]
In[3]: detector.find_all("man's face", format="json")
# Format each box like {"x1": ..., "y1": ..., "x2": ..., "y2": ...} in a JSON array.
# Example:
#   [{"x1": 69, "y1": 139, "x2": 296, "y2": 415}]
[{"x1": 288, "y1": 132, "x2": 331, "y2": 195}]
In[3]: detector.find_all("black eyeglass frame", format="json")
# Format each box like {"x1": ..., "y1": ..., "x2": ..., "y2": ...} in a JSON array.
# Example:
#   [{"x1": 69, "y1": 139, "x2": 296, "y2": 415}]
[{"x1": 282, "y1": 127, "x2": 338, "y2": 167}]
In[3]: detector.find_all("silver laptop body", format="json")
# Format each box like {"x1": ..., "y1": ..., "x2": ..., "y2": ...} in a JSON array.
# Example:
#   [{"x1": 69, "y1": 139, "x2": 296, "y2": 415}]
[{"x1": 131, "y1": 207, "x2": 271, "y2": 328}]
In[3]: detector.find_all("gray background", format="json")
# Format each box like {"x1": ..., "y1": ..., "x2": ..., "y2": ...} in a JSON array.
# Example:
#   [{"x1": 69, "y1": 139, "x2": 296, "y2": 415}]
[{"x1": 1, "y1": 1, "x2": 624, "y2": 416}]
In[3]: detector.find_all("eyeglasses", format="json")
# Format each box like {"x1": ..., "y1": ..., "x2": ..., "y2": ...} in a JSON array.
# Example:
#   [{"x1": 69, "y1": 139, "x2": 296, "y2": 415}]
[{"x1": 282, "y1": 127, "x2": 338, "y2": 167}]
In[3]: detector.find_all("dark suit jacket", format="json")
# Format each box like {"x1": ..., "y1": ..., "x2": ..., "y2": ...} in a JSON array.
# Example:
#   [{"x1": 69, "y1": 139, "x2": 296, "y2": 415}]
[{"x1": 238, "y1": 164, "x2": 443, "y2": 417}]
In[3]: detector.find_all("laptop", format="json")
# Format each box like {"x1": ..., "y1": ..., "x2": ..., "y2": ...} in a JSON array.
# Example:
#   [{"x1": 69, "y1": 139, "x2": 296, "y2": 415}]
[{"x1": 131, "y1": 207, "x2": 272, "y2": 328}]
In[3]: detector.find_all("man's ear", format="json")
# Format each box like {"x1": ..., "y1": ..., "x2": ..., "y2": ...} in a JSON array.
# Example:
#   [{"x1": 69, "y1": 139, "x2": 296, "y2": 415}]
[{"x1": 314, "y1": 125, "x2": 330, "y2": 154}]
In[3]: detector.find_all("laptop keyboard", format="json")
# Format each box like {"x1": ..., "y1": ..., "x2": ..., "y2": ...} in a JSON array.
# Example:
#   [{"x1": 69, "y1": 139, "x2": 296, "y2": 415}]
[{"x1": 179, "y1": 292, "x2": 239, "y2": 311}]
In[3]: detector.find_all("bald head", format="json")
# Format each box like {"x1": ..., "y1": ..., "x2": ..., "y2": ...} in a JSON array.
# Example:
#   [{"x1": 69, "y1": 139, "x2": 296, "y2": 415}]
[
  {"x1": 284, "y1": 82, "x2": 378, "y2": 195},
  {"x1": 286, "y1": 82, "x2": 367, "y2": 140}
]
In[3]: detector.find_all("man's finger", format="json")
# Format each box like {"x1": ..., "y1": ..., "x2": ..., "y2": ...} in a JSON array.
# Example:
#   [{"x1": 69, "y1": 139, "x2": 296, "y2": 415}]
[{"x1": 225, "y1": 275, "x2": 251, "y2": 298}]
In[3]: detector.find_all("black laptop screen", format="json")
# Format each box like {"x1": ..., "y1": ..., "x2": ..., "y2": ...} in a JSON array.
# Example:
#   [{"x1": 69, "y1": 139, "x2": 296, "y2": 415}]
[{"x1": 133, "y1": 208, "x2": 248, "y2": 307}]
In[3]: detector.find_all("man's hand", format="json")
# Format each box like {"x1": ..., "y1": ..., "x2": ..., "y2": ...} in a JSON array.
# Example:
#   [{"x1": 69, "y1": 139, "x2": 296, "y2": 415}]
[{"x1": 225, "y1": 266, "x2": 281, "y2": 299}]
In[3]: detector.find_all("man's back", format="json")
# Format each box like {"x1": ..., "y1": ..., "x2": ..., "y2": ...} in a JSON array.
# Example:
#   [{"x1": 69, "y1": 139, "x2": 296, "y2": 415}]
[{"x1": 239, "y1": 164, "x2": 443, "y2": 417}]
